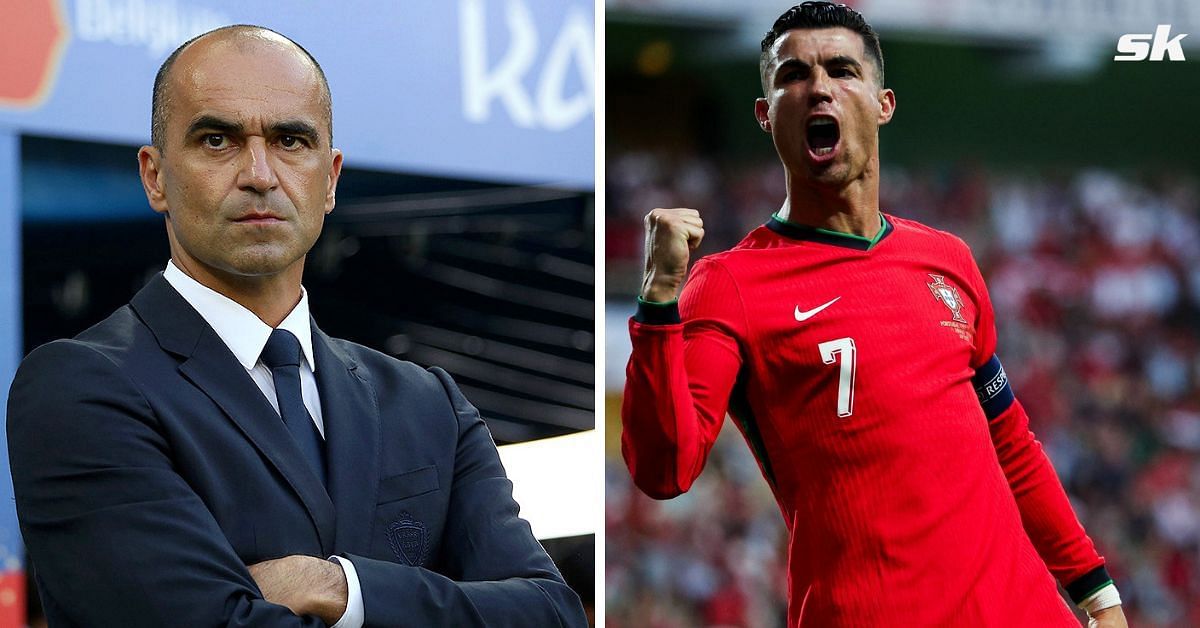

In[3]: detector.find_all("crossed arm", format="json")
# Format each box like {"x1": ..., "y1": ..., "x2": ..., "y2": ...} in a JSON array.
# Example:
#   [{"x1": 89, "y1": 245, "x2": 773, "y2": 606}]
[
  {"x1": 8, "y1": 341, "x2": 319, "y2": 626},
  {"x1": 245, "y1": 368, "x2": 586, "y2": 627},
  {"x1": 335, "y1": 367, "x2": 585, "y2": 627},
  {"x1": 7, "y1": 341, "x2": 584, "y2": 627},
  {"x1": 246, "y1": 556, "x2": 349, "y2": 624}
]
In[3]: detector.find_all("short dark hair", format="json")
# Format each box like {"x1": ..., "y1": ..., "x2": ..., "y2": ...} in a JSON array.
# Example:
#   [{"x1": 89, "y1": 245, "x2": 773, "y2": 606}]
[
  {"x1": 760, "y1": 2, "x2": 885, "y2": 88},
  {"x1": 150, "y1": 25, "x2": 333, "y2": 151}
]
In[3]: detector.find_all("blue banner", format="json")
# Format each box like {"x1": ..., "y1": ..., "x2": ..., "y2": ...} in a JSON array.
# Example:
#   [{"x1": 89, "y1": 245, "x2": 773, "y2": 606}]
[{"x1": 0, "y1": 0, "x2": 595, "y2": 188}]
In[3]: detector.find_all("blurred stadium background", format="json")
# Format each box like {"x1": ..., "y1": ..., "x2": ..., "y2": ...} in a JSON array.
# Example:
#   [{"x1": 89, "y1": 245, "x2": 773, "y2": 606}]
[
  {"x1": 605, "y1": 1, "x2": 1200, "y2": 626},
  {"x1": 0, "y1": 1, "x2": 595, "y2": 626}
]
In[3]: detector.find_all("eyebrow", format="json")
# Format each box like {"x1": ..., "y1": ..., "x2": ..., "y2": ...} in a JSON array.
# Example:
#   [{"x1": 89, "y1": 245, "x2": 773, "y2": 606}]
[
  {"x1": 269, "y1": 120, "x2": 322, "y2": 146},
  {"x1": 774, "y1": 55, "x2": 865, "y2": 79},
  {"x1": 826, "y1": 55, "x2": 864, "y2": 73},
  {"x1": 184, "y1": 116, "x2": 323, "y2": 146},
  {"x1": 186, "y1": 115, "x2": 244, "y2": 138}
]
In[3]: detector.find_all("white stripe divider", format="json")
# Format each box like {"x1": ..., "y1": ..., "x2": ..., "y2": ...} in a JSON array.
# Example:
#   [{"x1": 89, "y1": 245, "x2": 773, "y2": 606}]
[{"x1": 497, "y1": 429, "x2": 598, "y2": 540}]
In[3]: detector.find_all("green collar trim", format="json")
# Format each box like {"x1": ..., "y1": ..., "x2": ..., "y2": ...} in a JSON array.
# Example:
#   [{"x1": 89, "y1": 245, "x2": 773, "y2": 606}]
[{"x1": 768, "y1": 212, "x2": 891, "y2": 251}]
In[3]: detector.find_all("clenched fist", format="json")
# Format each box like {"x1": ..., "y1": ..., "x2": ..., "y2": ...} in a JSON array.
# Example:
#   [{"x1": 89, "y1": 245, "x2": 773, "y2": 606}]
[{"x1": 641, "y1": 208, "x2": 705, "y2": 303}]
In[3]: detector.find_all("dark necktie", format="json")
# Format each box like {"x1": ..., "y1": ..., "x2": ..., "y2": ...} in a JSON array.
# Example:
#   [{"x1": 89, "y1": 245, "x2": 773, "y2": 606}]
[{"x1": 260, "y1": 328, "x2": 327, "y2": 485}]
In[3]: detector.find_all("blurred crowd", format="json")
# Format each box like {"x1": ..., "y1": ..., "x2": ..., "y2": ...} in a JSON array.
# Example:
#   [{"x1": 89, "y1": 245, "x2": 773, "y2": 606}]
[{"x1": 605, "y1": 151, "x2": 1200, "y2": 627}]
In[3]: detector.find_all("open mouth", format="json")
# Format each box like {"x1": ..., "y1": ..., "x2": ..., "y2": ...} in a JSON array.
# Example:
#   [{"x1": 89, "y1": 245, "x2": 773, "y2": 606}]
[{"x1": 806, "y1": 117, "x2": 840, "y2": 157}]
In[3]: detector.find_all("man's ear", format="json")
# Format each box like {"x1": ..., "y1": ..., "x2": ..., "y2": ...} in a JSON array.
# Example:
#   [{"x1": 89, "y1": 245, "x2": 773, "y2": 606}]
[
  {"x1": 324, "y1": 148, "x2": 343, "y2": 214},
  {"x1": 878, "y1": 88, "x2": 896, "y2": 126},
  {"x1": 754, "y1": 98, "x2": 772, "y2": 133},
  {"x1": 138, "y1": 146, "x2": 170, "y2": 215}
]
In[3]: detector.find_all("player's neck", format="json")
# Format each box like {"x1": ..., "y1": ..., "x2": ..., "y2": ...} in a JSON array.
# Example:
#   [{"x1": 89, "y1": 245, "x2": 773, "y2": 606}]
[
  {"x1": 171, "y1": 253, "x2": 305, "y2": 328},
  {"x1": 777, "y1": 178, "x2": 881, "y2": 239}
]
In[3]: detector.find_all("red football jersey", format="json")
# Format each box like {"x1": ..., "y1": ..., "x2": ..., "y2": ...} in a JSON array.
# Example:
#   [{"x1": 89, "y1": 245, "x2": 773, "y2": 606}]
[{"x1": 623, "y1": 214, "x2": 1109, "y2": 626}]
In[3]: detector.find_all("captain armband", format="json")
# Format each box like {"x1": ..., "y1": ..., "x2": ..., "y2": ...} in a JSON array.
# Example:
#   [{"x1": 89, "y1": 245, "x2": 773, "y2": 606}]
[{"x1": 972, "y1": 354, "x2": 1014, "y2": 420}]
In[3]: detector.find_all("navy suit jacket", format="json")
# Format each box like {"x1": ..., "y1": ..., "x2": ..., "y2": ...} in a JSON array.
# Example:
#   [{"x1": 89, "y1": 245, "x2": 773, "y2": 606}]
[{"x1": 7, "y1": 274, "x2": 586, "y2": 627}]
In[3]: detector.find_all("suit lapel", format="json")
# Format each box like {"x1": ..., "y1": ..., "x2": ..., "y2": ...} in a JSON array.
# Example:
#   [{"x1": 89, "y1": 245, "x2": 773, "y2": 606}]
[
  {"x1": 131, "y1": 274, "x2": 337, "y2": 554},
  {"x1": 312, "y1": 325, "x2": 382, "y2": 555}
]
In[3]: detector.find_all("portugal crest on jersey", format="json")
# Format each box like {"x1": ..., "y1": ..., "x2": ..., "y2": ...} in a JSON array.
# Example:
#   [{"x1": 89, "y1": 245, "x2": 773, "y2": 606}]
[{"x1": 927, "y1": 274, "x2": 968, "y2": 323}]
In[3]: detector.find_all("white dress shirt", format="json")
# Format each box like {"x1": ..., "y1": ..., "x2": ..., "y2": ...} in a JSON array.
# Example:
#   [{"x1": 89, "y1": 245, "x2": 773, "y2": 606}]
[{"x1": 163, "y1": 260, "x2": 364, "y2": 628}]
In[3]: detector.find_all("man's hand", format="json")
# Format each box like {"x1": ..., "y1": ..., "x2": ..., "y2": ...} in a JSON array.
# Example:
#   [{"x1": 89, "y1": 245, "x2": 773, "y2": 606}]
[
  {"x1": 248, "y1": 555, "x2": 348, "y2": 625},
  {"x1": 1087, "y1": 605, "x2": 1128, "y2": 628},
  {"x1": 641, "y1": 208, "x2": 705, "y2": 303}
]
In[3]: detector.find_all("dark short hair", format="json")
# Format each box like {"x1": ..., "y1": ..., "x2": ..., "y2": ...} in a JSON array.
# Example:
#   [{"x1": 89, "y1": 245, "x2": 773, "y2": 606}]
[
  {"x1": 150, "y1": 25, "x2": 333, "y2": 150},
  {"x1": 760, "y1": 2, "x2": 885, "y2": 88}
]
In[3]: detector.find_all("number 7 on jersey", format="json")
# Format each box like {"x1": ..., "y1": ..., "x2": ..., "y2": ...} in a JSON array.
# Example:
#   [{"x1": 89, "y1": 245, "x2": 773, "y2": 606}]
[{"x1": 818, "y1": 337, "x2": 856, "y2": 418}]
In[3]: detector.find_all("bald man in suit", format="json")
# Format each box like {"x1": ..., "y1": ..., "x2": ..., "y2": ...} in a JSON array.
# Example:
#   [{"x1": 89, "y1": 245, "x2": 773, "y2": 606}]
[{"x1": 7, "y1": 25, "x2": 585, "y2": 628}]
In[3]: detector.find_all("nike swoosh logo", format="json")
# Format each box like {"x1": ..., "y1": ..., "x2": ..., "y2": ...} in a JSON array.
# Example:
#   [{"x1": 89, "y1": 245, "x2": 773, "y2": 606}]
[{"x1": 794, "y1": 297, "x2": 841, "y2": 322}]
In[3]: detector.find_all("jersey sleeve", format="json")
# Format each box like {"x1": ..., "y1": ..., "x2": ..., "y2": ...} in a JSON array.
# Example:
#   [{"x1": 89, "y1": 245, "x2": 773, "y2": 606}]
[
  {"x1": 621, "y1": 258, "x2": 747, "y2": 499},
  {"x1": 960, "y1": 244, "x2": 1112, "y2": 604}
]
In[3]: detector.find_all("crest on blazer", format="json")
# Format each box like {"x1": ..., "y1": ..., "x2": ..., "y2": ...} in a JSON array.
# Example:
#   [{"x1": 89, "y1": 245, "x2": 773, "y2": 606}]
[
  {"x1": 386, "y1": 513, "x2": 428, "y2": 566},
  {"x1": 927, "y1": 274, "x2": 968, "y2": 324}
]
